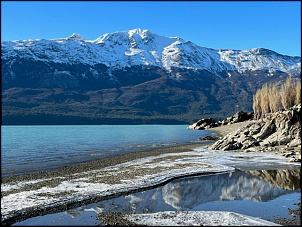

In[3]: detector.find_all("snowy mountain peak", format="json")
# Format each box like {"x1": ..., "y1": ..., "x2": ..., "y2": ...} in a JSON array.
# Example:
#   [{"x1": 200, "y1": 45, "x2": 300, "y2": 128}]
[
  {"x1": 50, "y1": 33, "x2": 86, "y2": 42},
  {"x1": 248, "y1": 48, "x2": 283, "y2": 57},
  {"x1": 67, "y1": 33, "x2": 86, "y2": 41},
  {"x1": 128, "y1": 28, "x2": 149, "y2": 36},
  {"x1": 94, "y1": 28, "x2": 154, "y2": 44}
]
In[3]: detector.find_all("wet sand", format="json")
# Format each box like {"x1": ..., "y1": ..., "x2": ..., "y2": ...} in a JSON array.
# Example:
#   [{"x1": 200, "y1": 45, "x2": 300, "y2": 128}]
[{"x1": 206, "y1": 120, "x2": 255, "y2": 137}]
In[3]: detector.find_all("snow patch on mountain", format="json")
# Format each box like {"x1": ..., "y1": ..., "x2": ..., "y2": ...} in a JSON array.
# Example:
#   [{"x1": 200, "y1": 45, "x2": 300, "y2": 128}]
[
  {"x1": 1, "y1": 28, "x2": 301, "y2": 76},
  {"x1": 218, "y1": 48, "x2": 301, "y2": 74}
]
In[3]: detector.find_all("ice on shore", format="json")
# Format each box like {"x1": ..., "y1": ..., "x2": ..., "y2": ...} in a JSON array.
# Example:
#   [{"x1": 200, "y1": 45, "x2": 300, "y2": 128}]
[
  {"x1": 1, "y1": 146, "x2": 299, "y2": 225},
  {"x1": 1, "y1": 150, "x2": 234, "y2": 222},
  {"x1": 125, "y1": 211, "x2": 281, "y2": 226}
]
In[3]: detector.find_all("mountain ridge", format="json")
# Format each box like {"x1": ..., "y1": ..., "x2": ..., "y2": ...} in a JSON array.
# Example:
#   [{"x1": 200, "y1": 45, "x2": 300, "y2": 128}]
[
  {"x1": 1, "y1": 28, "x2": 301, "y2": 125},
  {"x1": 2, "y1": 28, "x2": 300, "y2": 76}
]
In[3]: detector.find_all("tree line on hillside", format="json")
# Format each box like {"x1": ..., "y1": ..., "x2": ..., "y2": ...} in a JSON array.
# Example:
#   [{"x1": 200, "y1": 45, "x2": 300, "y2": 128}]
[{"x1": 253, "y1": 76, "x2": 301, "y2": 120}]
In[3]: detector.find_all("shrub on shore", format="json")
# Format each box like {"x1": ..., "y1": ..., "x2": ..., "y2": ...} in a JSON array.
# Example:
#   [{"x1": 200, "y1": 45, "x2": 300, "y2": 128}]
[{"x1": 253, "y1": 76, "x2": 301, "y2": 119}]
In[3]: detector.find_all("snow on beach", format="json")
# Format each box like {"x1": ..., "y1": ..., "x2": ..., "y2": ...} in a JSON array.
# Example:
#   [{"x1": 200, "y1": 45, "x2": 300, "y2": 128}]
[
  {"x1": 2, "y1": 144, "x2": 298, "y2": 225},
  {"x1": 1, "y1": 150, "x2": 234, "y2": 223},
  {"x1": 125, "y1": 211, "x2": 281, "y2": 226}
]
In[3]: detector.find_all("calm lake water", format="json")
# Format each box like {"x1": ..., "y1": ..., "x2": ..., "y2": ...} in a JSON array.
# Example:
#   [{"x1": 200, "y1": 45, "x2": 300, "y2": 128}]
[{"x1": 1, "y1": 125, "x2": 214, "y2": 177}]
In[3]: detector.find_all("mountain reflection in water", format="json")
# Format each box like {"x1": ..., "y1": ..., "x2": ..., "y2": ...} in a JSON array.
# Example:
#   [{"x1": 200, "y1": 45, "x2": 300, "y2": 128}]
[
  {"x1": 13, "y1": 169, "x2": 301, "y2": 226},
  {"x1": 95, "y1": 169, "x2": 300, "y2": 212}
]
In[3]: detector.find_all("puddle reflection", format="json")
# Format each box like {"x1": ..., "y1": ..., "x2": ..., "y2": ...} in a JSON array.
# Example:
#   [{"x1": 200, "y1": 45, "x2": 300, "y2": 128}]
[
  {"x1": 13, "y1": 169, "x2": 301, "y2": 226},
  {"x1": 95, "y1": 169, "x2": 300, "y2": 212}
]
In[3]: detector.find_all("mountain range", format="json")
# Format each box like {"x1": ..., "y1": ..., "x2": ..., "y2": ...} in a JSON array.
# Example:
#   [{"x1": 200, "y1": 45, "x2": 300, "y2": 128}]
[{"x1": 1, "y1": 28, "x2": 301, "y2": 124}]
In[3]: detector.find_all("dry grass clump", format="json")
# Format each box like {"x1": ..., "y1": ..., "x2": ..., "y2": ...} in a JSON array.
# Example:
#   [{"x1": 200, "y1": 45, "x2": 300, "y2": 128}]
[
  {"x1": 253, "y1": 76, "x2": 301, "y2": 120},
  {"x1": 295, "y1": 82, "x2": 301, "y2": 104}
]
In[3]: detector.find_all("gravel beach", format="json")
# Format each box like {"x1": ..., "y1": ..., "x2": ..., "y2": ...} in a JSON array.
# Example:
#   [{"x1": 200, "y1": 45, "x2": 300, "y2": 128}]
[
  {"x1": 2, "y1": 142, "x2": 219, "y2": 225},
  {"x1": 205, "y1": 121, "x2": 254, "y2": 137},
  {"x1": 2, "y1": 143, "x2": 210, "y2": 184}
]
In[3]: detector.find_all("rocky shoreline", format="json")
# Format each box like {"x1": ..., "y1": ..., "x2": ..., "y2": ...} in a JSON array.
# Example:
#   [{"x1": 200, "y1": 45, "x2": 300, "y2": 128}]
[
  {"x1": 187, "y1": 110, "x2": 254, "y2": 130},
  {"x1": 190, "y1": 104, "x2": 301, "y2": 163},
  {"x1": 208, "y1": 104, "x2": 301, "y2": 162}
]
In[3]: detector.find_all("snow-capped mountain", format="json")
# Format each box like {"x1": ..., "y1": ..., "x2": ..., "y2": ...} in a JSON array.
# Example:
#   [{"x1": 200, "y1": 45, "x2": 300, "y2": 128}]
[
  {"x1": 1, "y1": 29, "x2": 301, "y2": 125},
  {"x1": 1, "y1": 28, "x2": 300, "y2": 76}
]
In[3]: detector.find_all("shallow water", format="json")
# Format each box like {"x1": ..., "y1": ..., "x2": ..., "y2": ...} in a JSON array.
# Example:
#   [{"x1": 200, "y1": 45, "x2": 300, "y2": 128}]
[
  {"x1": 1, "y1": 125, "x2": 213, "y2": 177},
  {"x1": 13, "y1": 169, "x2": 301, "y2": 226}
]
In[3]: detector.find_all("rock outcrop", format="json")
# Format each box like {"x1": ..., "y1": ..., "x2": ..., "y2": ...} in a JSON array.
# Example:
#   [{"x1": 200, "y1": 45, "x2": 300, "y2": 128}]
[
  {"x1": 220, "y1": 111, "x2": 254, "y2": 125},
  {"x1": 187, "y1": 118, "x2": 220, "y2": 130},
  {"x1": 208, "y1": 104, "x2": 301, "y2": 162},
  {"x1": 187, "y1": 111, "x2": 254, "y2": 130}
]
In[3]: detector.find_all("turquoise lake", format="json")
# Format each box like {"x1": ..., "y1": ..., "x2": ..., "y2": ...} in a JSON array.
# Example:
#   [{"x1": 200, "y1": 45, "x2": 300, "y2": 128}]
[{"x1": 1, "y1": 125, "x2": 214, "y2": 177}]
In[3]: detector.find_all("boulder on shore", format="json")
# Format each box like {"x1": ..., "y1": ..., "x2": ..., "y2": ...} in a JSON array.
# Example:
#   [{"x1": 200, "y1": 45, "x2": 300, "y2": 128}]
[
  {"x1": 220, "y1": 111, "x2": 254, "y2": 125},
  {"x1": 187, "y1": 118, "x2": 220, "y2": 130},
  {"x1": 187, "y1": 111, "x2": 254, "y2": 130},
  {"x1": 198, "y1": 135, "x2": 221, "y2": 141}
]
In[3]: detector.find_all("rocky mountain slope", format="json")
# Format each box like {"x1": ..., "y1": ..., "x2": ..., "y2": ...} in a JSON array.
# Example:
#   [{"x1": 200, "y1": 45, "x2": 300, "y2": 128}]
[{"x1": 1, "y1": 29, "x2": 301, "y2": 124}]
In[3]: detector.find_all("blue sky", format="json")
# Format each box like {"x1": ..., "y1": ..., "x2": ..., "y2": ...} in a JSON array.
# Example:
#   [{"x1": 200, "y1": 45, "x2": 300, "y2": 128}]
[{"x1": 1, "y1": 1, "x2": 301, "y2": 57}]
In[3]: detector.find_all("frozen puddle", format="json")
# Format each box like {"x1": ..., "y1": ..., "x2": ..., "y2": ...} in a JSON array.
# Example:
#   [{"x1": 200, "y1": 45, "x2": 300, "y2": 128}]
[{"x1": 192, "y1": 146, "x2": 300, "y2": 170}]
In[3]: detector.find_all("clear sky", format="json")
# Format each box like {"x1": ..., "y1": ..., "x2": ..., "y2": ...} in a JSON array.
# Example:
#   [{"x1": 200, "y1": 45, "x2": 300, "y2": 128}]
[{"x1": 1, "y1": 1, "x2": 301, "y2": 57}]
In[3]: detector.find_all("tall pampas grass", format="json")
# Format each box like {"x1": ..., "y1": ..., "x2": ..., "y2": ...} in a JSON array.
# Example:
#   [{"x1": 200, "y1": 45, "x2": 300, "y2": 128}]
[
  {"x1": 268, "y1": 82, "x2": 281, "y2": 113},
  {"x1": 280, "y1": 76, "x2": 297, "y2": 110},
  {"x1": 252, "y1": 76, "x2": 301, "y2": 120},
  {"x1": 295, "y1": 81, "x2": 301, "y2": 104}
]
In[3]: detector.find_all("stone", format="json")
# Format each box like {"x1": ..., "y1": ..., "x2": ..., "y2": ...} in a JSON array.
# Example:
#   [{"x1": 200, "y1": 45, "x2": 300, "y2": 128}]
[
  {"x1": 187, "y1": 118, "x2": 217, "y2": 130},
  {"x1": 288, "y1": 138, "x2": 301, "y2": 147},
  {"x1": 198, "y1": 135, "x2": 220, "y2": 141}
]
